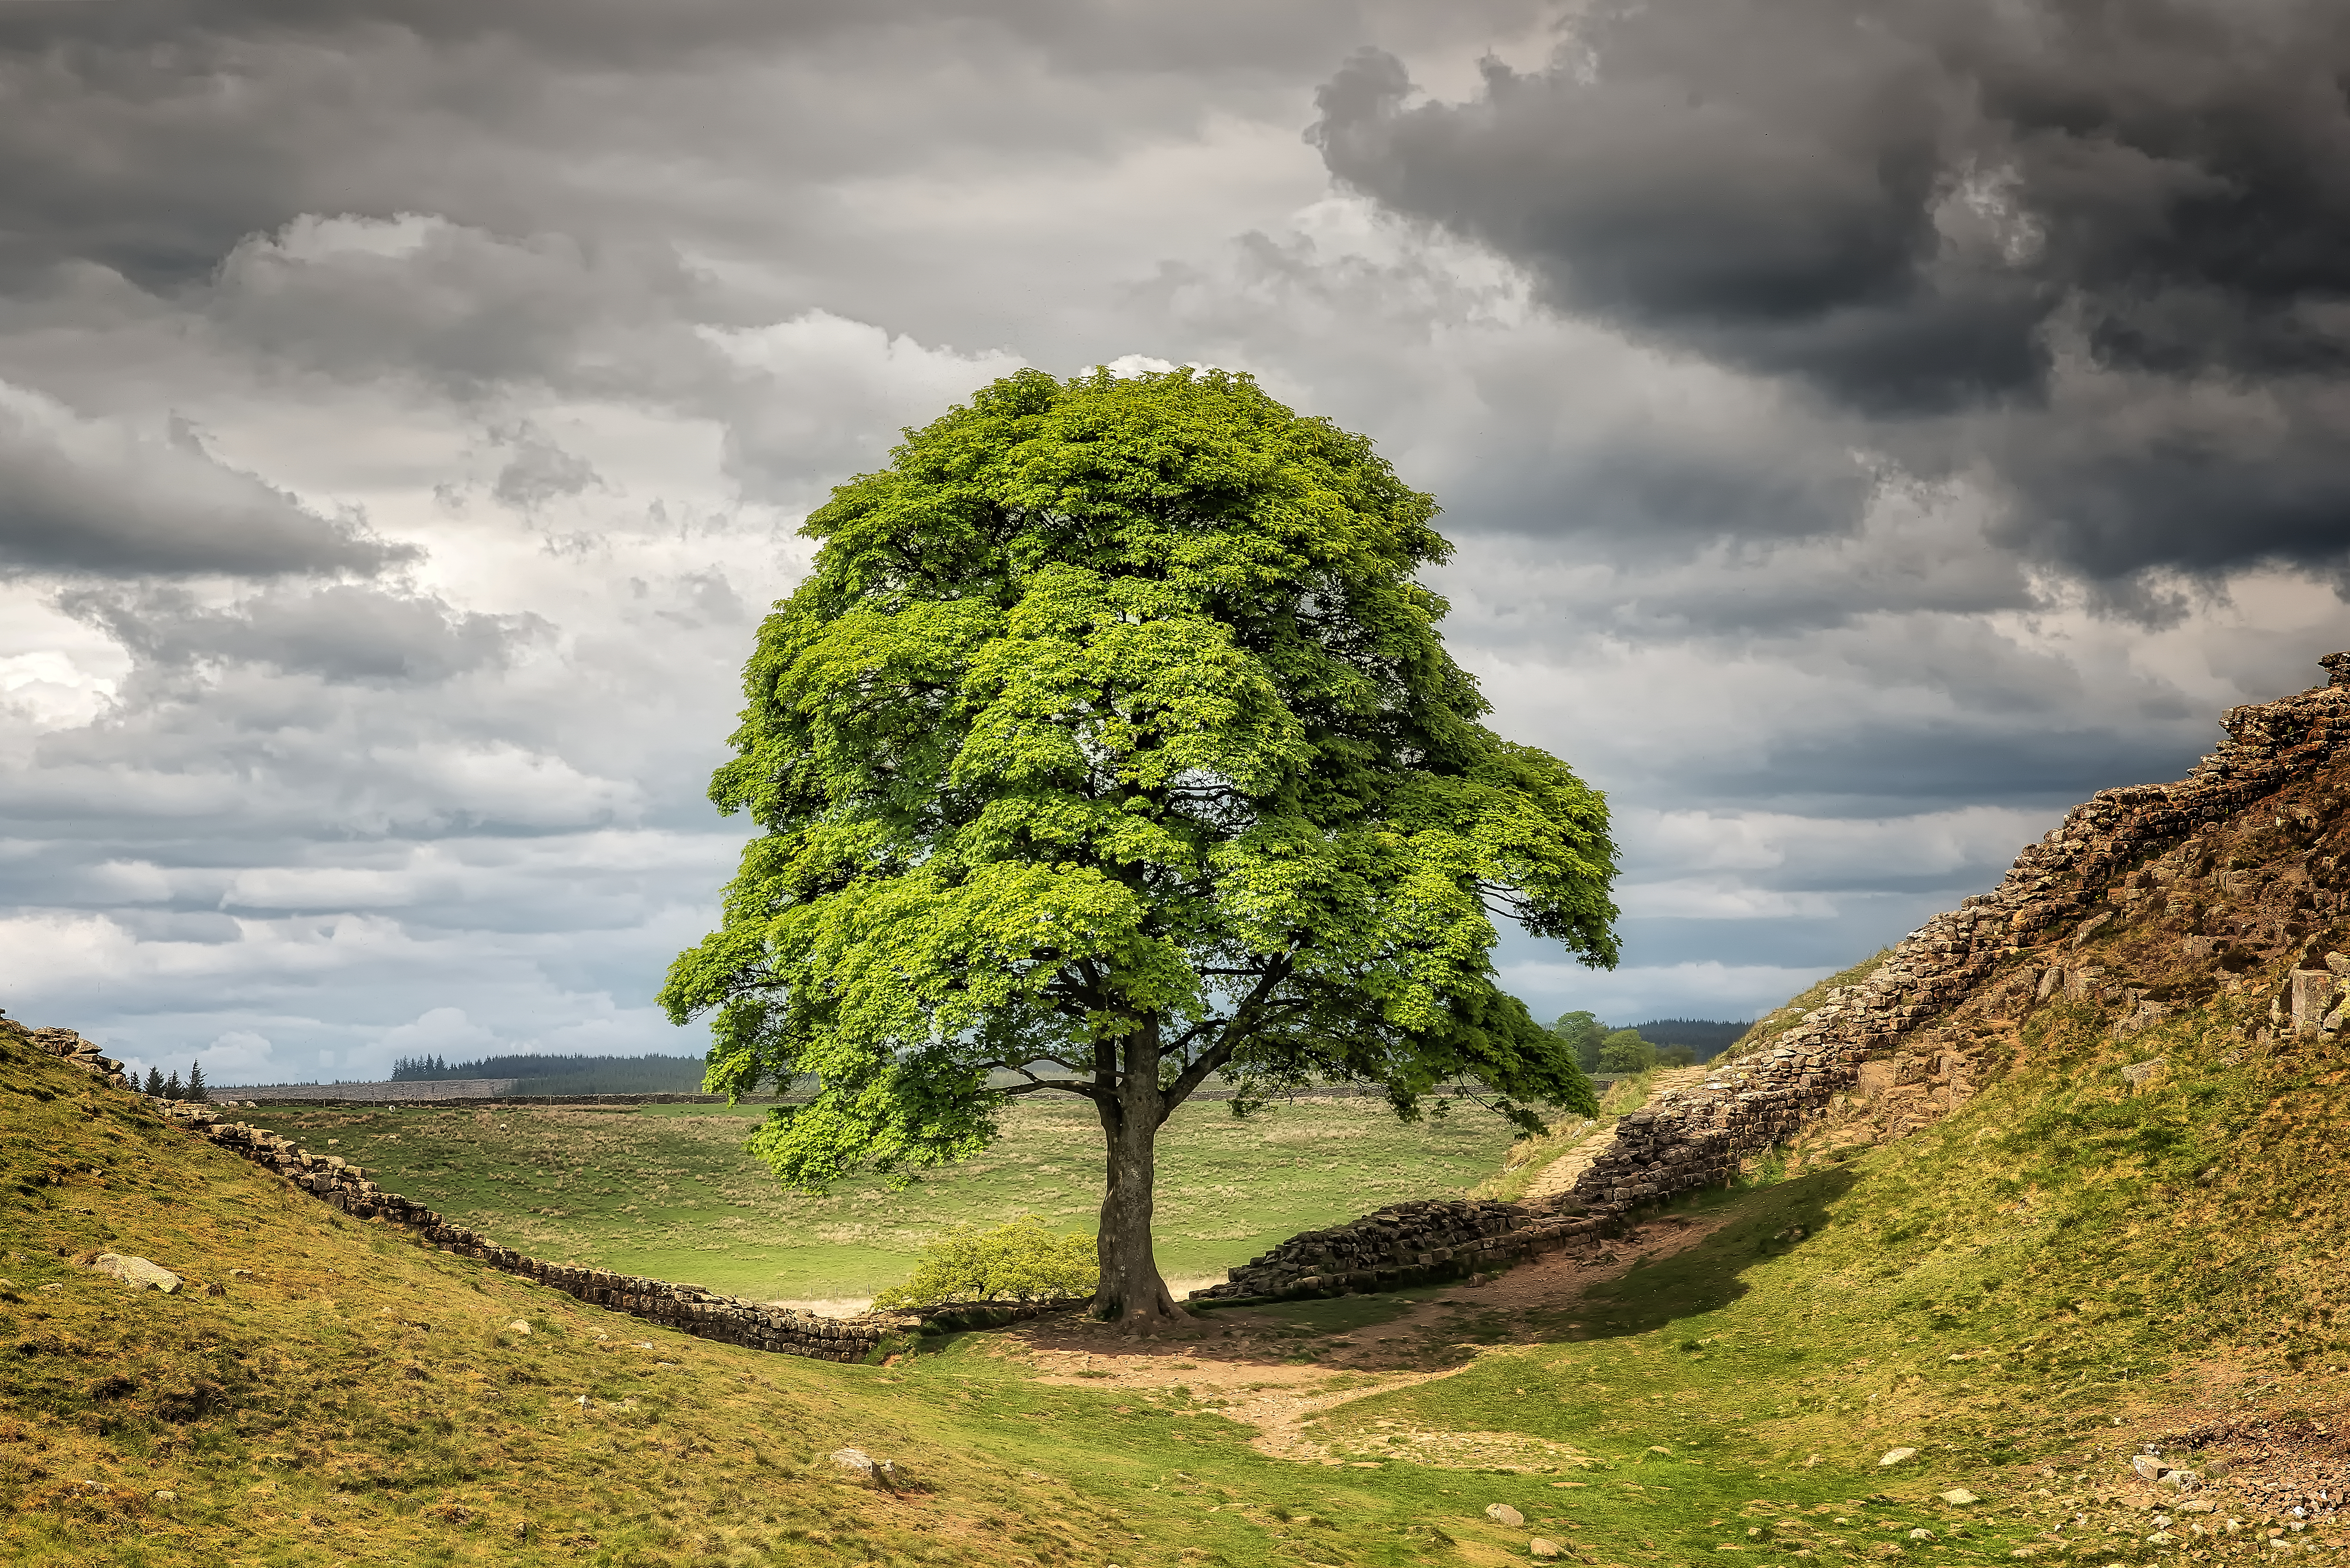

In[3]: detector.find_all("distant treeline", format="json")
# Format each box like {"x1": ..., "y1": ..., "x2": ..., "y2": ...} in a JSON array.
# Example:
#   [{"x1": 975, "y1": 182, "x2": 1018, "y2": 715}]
[
  {"x1": 1627, "y1": 1019, "x2": 1752, "y2": 1057},
  {"x1": 389, "y1": 1052, "x2": 711, "y2": 1095},
  {"x1": 1548, "y1": 1013, "x2": 1752, "y2": 1075}
]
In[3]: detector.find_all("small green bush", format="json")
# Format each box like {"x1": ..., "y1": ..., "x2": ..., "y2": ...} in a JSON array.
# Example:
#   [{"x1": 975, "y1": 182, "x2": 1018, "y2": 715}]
[{"x1": 870, "y1": 1216, "x2": 1098, "y2": 1309}]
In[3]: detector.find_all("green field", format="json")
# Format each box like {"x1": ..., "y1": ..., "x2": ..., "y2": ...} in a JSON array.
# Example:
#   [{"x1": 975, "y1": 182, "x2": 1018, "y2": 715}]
[
  {"x1": 12, "y1": 992, "x2": 2350, "y2": 1566},
  {"x1": 232, "y1": 1094, "x2": 1522, "y2": 1304}
]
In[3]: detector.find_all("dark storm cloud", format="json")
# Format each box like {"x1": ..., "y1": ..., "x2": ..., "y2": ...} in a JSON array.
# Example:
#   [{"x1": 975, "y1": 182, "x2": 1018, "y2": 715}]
[
  {"x1": 59, "y1": 583, "x2": 541, "y2": 683},
  {"x1": 1311, "y1": 0, "x2": 2350, "y2": 585},
  {"x1": 0, "y1": 392, "x2": 409, "y2": 578},
  {"x1": 0, "y1": 0, "x2": 1543, "y2": 291}
]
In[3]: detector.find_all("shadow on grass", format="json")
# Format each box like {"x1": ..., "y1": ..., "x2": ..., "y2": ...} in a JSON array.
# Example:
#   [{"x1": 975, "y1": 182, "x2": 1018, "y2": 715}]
[
  {"x1": 1557, "y1": 1165, "x2": 1861, "y2": 1341},
  {"x1": 996, "y1": 1168, "x2": 1868, "y2": 1379}
]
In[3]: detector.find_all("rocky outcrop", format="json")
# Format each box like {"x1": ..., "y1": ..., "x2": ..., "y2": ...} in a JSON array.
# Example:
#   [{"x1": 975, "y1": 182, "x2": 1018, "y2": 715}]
[
  {"x1": 25, "y1": 1027, "x2": 130, "y2": 1091},
  {"x1": 8, "y1": 1019, "x2": 921, "y2": 1363}
]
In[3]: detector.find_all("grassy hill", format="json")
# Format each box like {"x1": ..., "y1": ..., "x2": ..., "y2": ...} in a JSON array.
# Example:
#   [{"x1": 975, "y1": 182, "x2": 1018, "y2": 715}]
[
  {"x1": 12, "y1": 972, "x2": 2349, "y2": 1566},
  {"x1": 226, "y1": 1095, "x2": 1521, "y2": 1305}
]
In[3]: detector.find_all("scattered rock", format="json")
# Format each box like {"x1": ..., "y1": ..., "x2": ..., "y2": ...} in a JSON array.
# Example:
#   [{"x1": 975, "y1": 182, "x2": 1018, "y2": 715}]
[
  {"x1": 1530, "y1": 1540, "x2": 1562, "y2": 1559},
  {"x1": 1486, "y1": 1503, "x2": 1526, "y2": 1527},
  {"x1": 1940, "y1": 1489, "x2": 1979, "y2": 1505},
  {"x1": 1880, "y1": 1447, "x2": 1919, "y2": 1467},
  {"x1": 152, "y1": 1490, "x2": 176, "y2": 1502},
  {"x1": 507, "y1": 1320, "x2": 530, "y2": 1334},
  {"x1": 2158, "y1": 1470, "x2": 2202, "y2": 1489},
  {"x1": 830, "y1": 1447, "x2": 901, "y2": 1488},
  {"x1": 1909, "y1": 1528, "x2": 1936, "y2": 1541},
  {"x1": 85, "y1": 1254, "x2": 181, "y2": 1293},
  {"x1": 2131, "y1": 1455, "x2": 2167, "y2": 1481}
]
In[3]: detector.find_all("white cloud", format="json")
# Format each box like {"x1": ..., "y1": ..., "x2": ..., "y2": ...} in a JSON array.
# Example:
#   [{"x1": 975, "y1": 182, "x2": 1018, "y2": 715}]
[
  {"x1": 1498, "y1": 960, "x2": 1838, "y2": 1028},
  {"x1": 0, "y1": 0, "x2": 2344, "y2": 1081},
  {"x1": 375, "y1": 1006, "x2": 500, "y2": 1064}
]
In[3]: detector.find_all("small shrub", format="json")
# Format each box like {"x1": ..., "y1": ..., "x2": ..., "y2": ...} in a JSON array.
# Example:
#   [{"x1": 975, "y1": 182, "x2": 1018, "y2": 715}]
[{"x1": 870, "y1": 1216, "x2": 1097, "y2": 1309}]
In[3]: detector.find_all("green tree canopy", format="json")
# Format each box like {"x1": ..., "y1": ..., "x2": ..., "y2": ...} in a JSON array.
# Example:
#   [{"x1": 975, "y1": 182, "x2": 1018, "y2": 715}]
[
  {"x1": 661, "y1": 367, "x2": 1619, "y2": 1327},
  {"x1": 1597, "y1": 1028, "x2": 1656, "y2": 1074},
  {"x1": 1549, "y1": 1009, "x2": 1606, "y2": 1073}
]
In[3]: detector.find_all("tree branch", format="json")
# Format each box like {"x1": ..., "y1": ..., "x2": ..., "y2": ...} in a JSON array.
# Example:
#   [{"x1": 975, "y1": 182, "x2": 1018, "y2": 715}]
[
  {"x1": 982, "y1": 1059, "x2": 1105, "y2": 1101},
  {"x1": 1157, "y1": 952, "x2": 1294, "y2": 1124},
  {"x1": 1002, "y1": 1078, "x2": 1103, "y2": 1100}
]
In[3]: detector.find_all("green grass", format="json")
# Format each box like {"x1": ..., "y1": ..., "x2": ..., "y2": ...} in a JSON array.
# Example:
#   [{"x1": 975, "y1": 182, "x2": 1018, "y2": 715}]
[
  {"x1": 231, "y1": 1094, "x2": 1522, "y2": 1304},
  {"x1": 13, "y1": 967, "x2": 2350, "y2": 1567}
]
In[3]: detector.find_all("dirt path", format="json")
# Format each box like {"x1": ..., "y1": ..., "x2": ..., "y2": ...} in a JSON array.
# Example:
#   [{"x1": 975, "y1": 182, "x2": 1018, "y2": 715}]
[{"x1": 995, "y1": 1206, "x2": 1741, "y2": 1464}]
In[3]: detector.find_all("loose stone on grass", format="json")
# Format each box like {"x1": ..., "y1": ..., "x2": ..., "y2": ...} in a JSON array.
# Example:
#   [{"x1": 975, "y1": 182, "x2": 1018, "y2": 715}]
[
  {"x1": 1880, "y1": 1447, "x2": 1919, "y2": 1467},
  {"x1": 84, "y1": 1253, "x2": 182, "y2": 1293},
  {"x1": 1486, "y1": 1503, "x2": 1526, "y2": 1526}
]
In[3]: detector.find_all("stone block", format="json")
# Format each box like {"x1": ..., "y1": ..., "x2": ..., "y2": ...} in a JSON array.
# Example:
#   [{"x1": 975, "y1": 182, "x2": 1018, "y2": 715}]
[{"x1": 2290, "y1": 969, "x2": 2338, "y2": 1032}]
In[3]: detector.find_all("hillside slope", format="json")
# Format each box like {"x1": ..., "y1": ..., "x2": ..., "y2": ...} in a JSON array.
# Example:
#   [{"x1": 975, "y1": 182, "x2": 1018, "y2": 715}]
[{"x1": 0, "y1": 1020, "x2": 1134, "y2": 1566}]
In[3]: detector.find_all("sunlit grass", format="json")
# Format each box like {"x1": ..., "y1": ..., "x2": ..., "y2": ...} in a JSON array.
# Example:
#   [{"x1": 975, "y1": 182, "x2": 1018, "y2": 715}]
[{"x1": 234, "y1": 1094, "x2": 1523, "y2": 1302}]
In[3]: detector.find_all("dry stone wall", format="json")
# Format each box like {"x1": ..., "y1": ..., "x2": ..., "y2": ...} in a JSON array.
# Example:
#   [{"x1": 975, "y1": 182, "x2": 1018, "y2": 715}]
[
  {"x1": 1190, "y1": 1197, "x2": 1622, "y2": 1303},
  {"x1": 1197, "y1": 652, "x2": 2350, "y2": 1305},
  {"x1": 1561, "y1": 652, "x2": 2350, "y2": 1215},
  {"x1": 10, "y1": 1021, "x2": 920, "y2": 1363}
]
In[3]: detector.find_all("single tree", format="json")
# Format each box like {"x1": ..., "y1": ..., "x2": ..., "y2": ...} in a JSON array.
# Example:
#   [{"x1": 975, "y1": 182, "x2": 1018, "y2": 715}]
[
  {"x1": 1597, "y1": 1028, "x2": 1656, "y2": 1074},
  {"x1": 1549, "y1": 1010, "x2": 1607, "y2": 1073},
  {"x1": 143, "y1": 1066, "x2": 165, "y2": 1097},
  {"x1": 662, "y1": 369, "x2": 1619, "y2": 1328},
  {"x1": 163, "y1": 1069, "x2": 183, "y2": 1100},
  {"x1": 185, "y1": 1062, "x2": 210, "y2": 1103}
]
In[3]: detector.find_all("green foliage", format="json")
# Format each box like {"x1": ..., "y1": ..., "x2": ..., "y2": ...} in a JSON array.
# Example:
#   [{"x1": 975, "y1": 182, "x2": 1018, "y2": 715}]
[
  {"x1": 870, "y1": 1215, "x2": 1098, "y2": 1308},
  {"x1": 1628, "y1": 1017, "x2": 1749, "y2": 1058},
  {"x1": 1657, "y1": 1042, "x2": 1696, "y2": 1067},
  {"x1": 184, "y1": 1062, "x2": 209, "y2": 1103},
  {"x1": 1549, "y1": 1009, "x2": 1607, "y2": 1072},
  {"x1": 661, "y1": 367, "x2": 1616, "y2": 1223},
  {"x1": 1597, "y1": 1028, "x2": 1656, "y2": 1073}
]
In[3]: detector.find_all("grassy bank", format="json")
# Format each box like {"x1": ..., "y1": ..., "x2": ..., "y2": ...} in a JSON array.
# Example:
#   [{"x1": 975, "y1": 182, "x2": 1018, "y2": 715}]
[
  {"x1": 10, "y1": 980, "x2": 2349, "y2": 1567},
  {"x1": 229, "y1": 1094, "x2": 1521, "y2": 1304}
]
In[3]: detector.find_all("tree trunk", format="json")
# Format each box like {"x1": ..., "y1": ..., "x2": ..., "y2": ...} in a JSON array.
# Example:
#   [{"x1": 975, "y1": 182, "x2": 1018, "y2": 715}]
[{"x1": 1091, "y1": 1021, "x2": 1184, "y2": 1331}]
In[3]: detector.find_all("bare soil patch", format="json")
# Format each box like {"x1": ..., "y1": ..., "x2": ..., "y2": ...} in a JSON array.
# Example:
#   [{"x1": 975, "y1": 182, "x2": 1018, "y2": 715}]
[{"x1": 993, "y1": 1206, "x2": 1742, "y2": 1462}]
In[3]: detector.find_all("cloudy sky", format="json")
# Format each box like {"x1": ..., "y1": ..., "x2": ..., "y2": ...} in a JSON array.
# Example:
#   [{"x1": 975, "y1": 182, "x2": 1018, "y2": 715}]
[{"x1": 6, "y1": 0, "x2": 2350, "y2": 1087}]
